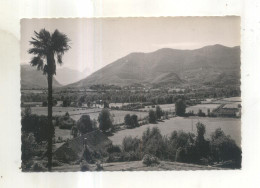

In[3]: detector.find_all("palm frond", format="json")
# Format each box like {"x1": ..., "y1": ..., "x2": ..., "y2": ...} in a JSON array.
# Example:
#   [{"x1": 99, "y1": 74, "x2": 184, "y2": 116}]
[
  {"x1": 28, "y1": 48, "x2": 45, "y2": 57},
  {"x1": 51, "y1": 29, "x2": 71, "y2": 53},
  {"x1": 43, "y1": 64, "x2": 48, "y2": 75},
  {"x1": 29, "y1": 56, "x2": 44, "y2": 71},
  {"x1": 57, "y1": 53, "x2": 63, "y2": 65}
]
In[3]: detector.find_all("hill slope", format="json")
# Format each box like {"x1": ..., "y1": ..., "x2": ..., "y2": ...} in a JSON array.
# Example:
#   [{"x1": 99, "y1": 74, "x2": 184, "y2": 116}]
[
  {"x1": 21, "y1": 64, "x2": 62, "y2": 89},
  {"x1": 67, "y1": 44, "x2": 240, "y2": 88}
]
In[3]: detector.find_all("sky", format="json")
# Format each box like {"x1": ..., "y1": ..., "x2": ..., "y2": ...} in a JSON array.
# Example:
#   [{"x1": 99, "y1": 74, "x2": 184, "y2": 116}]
[{"x1": 21, "y1": 17, "x2": 240, "y2": 75}]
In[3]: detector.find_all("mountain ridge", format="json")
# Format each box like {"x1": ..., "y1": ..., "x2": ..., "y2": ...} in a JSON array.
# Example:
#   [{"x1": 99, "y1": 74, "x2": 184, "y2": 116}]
[
  {"x1": 66, "y1": 44, "x2": 240, "y2": 88},
  {"x1": 21, "y1": 64, "x2": 62, "y2": 89}
]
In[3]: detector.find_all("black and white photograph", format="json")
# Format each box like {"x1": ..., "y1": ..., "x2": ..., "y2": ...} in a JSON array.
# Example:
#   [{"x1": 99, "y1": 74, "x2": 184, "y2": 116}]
[{"x1": 20, "y1": 17, "x2": 241, "y2": 172}]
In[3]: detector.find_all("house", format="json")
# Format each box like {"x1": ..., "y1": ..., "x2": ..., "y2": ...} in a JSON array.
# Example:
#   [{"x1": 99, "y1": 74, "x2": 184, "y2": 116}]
[{"x1": 53, "y1": 130, "x2": 112, "y2": 162}]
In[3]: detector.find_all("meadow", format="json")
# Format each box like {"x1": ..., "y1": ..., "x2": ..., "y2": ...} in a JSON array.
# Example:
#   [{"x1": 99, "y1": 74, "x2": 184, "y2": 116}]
[
  {"x1": 186, "y1": 104, "x2": 220, "y2": 114},
  {"x1": 109, "y1": 116, "x2": 241, "y2": 146}
]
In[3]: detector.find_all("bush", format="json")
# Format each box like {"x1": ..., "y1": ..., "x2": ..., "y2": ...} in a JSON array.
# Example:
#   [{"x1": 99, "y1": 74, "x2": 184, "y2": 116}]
[
  {"x1": 95, "y1": 162, "x2": 103, "y2": 171},
  {"x1": 80, "y1": 162, "x2": 90, "y2": 172},
  {"x1": 148, "y1": 110, "x2": 157, "y2": 123},
  {"x1": 142, "y1": 154, "x2": 160, "y2": 166},
  {"x1": 198, "y1": 109, "x2": 206, "y2": 117},
  {"x1": 21, "y1": 133, "x2": 37, "y2": 162},
  {"x1": 156, "y1": 105, "x2": 163, "y2": 119},
  {"x1": 107, "y1": 145, "x2": 121, "y2": 153},
  {"x1": 122, "y1": 136, "x2": 141, "y2": 153},
  {"x1": 142, "y1": 127, "x2": 168, "y2": 159},
  {"x1": 22, "y1": 114, "x2": 51, "y2": 143},
  {"x1": 57, "y1": 113, "x2": 76, "y2": 130},
  {"x1": 98, "y1": 109, "x2": 113, "y2": 132},
  {"x1": 124, "y1": 114, "x2": 139, "y2": 128},
  {"x1": 76, "y1": 115, "x2": 97, "y2": 134}
]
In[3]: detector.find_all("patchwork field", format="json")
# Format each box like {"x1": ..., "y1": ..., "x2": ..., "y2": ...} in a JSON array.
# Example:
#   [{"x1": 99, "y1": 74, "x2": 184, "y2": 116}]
[{"x1": 109, "y1": 116, "x2": 241, "y2": 146}]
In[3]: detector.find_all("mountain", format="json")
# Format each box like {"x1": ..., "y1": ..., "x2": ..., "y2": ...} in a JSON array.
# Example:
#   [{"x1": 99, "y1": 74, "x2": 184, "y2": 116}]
[
  {"x1": 21, "y1": 65, "x2": 62, "y2": 89},
  {"x1": 55, "y1": 67, "x2": 89, "y2": 85},
  {"x1": 67, "y1": 44, "x2": 240, "y2": 88}
]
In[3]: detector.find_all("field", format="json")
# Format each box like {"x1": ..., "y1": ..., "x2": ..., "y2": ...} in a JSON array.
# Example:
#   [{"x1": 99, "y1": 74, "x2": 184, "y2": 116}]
[
  {"x1": 140, "y1": 103, "x2": 176, "y2": 112},
  {"x1": 109, "y1": 116, "x2": 241, "y2": 146},
  {"x1": 186, "y1": 104, "x2": 220, "y2": 114},
  {"x1": 22, "y1": 107, "x2": 148, "y2": 122}
]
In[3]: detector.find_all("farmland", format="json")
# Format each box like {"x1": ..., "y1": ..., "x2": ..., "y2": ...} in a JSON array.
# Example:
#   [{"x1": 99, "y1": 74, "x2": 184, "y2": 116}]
[{"x1": 109, "y1": 116, "x2": 241, "y2": 146}]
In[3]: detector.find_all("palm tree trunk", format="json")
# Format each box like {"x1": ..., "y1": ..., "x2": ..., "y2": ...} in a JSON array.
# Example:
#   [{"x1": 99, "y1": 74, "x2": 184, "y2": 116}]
[{"x1": 47, "y1": 73, "x2": 53, "y2": 171}]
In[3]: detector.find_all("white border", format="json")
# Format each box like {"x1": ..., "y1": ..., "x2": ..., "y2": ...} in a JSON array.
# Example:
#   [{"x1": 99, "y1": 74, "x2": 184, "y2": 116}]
[{"x1": 1, "y1": 0, "x2": 260, "y2": 187}]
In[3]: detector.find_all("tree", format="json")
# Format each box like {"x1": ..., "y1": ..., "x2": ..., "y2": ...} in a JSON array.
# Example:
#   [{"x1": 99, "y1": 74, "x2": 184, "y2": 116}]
[
  {"x1": 76, "y1": 115, "x2": 96, "y2": 134},
  {"x1": 124, "y1": 114, "x2": 132, "y2": 126},
  {"x1": 195, "y1": 122, "x2": 210, "y2": 158},
  {"x1": 148, "y1": 110, "x2": 157, "y2": 123},
  {"x1": 28, "y1": 29, "x2": 70, "y2": 171},
  {"x1": 98, "y1": 109, "x2": 113, "y2": 132},
  {"x1": 156, "y1": 105, "x2": 163, "y2": 120},
  {"x1": 210, "y1": 128, "x2": 241, "y2": 167},
  {"x1": 175, "y1": 99, "x2": 186, "y2": 116},
  {"x1": 131, "y1": 114, "x2": 139, "y2": 127}
]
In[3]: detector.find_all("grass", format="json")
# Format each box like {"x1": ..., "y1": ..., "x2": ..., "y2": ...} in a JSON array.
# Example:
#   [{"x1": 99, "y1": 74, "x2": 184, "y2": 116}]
[
  {"x1": 186, "y1": 104, "x2": 220, "y2": 114},
  {"x1": 109, "y1": 116, "x2": 241, "y2": 146},
  {"x1": 51, "y1": 160, "x2": 221, "y2": 171}
]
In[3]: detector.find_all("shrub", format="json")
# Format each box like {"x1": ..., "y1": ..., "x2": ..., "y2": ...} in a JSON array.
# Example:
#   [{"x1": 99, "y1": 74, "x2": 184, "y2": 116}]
[
  {"x1": 156, "y1": 105, "x2": 163, "y2": 119},
  {"x1": 21, "y1": 133, "x2": 37, "y2": 162},
  {"x1": 122, "y1": 136, "x2": 141, "y2": 153},
  {"x1": 142, "y1": 154, "x2": 160, "y2": 166},
  {"x1": 95, "y1": 162, "x2": 104, "y2": 171},
  {"x1": 107, "y1": 145, "x2": 121, "y2": 153},
  {"x1": 80, "y1": 162, "x2": 90, "y2": 172},
  {"x1": 57, "y1": 113, "x2": 76, "y2": 130},
  {"x1": 142, "y1": 127, "x2": 168, "y2": 159},
  {"x1": 198, "y1": 109, "x2": 206, "y2": 117}
]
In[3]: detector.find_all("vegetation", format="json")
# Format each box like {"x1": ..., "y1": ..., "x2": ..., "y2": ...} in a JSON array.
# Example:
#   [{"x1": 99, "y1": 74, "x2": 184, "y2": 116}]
[
  {"x1": 28, "y1": 28, "x2": 70, "y2": 171},
  {"x1": 76, "y1": 115, "x2": 97, "y2": 134},
  {"x1": 98, "y1": 109, "x2": 113, "y2": 132},
  {"x1": 175, "y1": 99, "x2": 186, "y2": 116},
  {"x1": 107, "y1": 124, "x2": 241, "y2": 168},
  {"x1": 156, "y1": 105, "x2": 163, "y2": 120},
  {"x1": 56, "y1": 112, "x2": 75, "y2": 129},
  {"x1": 142, "y1": 154, "x2": 160, "y2": 166},
  {"x1": 124, "y1": 114, "x2": 139, "y2": 128},
  {"x1": 148, "y1": 110, "x2": 157, "y2": 123}
]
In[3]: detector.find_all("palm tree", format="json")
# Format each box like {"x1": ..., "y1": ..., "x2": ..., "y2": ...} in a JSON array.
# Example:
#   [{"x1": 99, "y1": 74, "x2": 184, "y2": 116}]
[{"x1": 28, "y1": 29, "x2": 70, "y2": 171}]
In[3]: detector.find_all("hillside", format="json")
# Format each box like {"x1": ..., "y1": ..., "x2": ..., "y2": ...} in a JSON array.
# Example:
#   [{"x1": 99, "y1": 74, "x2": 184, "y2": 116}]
[
  {"x1": 21, "y1": 64, "x2": 62, "y2": 89},
  {"x1": 67, "y1": 44, "x2": 240, "y2": 88}
]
